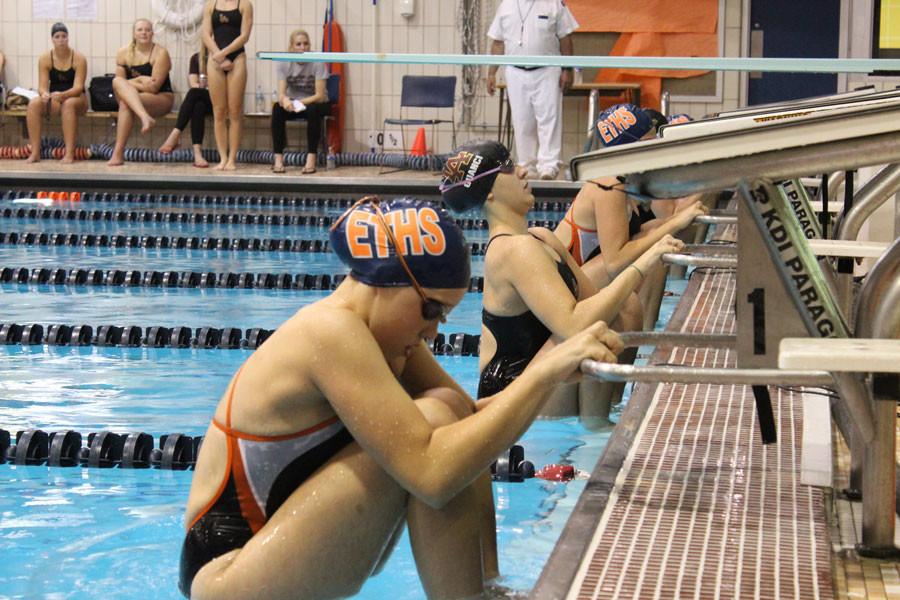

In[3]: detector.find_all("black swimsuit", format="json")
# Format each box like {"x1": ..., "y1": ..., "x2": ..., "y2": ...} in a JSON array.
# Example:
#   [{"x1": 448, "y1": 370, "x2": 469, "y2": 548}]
[
  {"x1": 212, "y1": 0, "x2": 245, "y2": 62},
  {"x1": 178, "y1": 370, "x2": 353, "y2": 597},
  {"x1": 124, "y1": 44, "x2": 173, "y2": 93},
  {"x1": 478, "y1": 234, "x2": 579, "y2": 399},
  {"x1": 49, "y1": 51, "x2": 76, "y2": 93}
]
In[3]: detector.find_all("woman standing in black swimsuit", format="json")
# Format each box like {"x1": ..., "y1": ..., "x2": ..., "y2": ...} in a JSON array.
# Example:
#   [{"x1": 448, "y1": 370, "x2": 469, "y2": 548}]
[
  {"x1": 202, "y1": 0, "x2": 254, "y2": 171},
  {"x1": 107, "y1": 19, "x2": 175, "y2": 167},
  {"x1": 441, "y1": 140, "x2": 683, "y2": 420},
  {"x1": 25, "y1": 22, "x2": 88, "y2": 164}
]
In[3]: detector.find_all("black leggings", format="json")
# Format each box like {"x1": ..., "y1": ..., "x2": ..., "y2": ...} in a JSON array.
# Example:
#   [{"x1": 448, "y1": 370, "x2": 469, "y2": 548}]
[
  {"x1": 175, "y1": 88, "x2": 212, "y2": 145},
  {"x1": 271, "y1": 102, "x2": 332, "y2": 154}
]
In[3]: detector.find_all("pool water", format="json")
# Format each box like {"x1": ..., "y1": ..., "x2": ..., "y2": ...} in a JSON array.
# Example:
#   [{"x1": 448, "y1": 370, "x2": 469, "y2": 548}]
[{"x1": 0, "y1": 349, "x2": 611, "y2": 599}]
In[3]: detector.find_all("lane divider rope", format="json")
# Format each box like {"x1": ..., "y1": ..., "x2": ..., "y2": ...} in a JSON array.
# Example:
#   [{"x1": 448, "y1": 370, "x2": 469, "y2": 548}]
[
  {"x1": 0, "y1": 321, "x2": 481, "y2": 355},
  {"x1": 0, "y1": 207, "x2": 563, "y2": 231},
  {"x1": 0, "y1": 231, "x2": 492, "y2": 254},
  {"x1": 0, "y1": 266, "x2": 485, "y2": 292},
  {"x1": 1, "y1": 190, "x2": 573, "y2": 212}
]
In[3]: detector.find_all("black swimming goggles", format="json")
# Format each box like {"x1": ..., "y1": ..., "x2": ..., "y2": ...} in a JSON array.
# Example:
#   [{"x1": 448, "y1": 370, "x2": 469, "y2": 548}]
[
  {"x1": 334, "y1": 196, "x2": 452, "y2": 322},
  {"x1": 438, "y1": 157, "x2": 516, "y2": 194}
]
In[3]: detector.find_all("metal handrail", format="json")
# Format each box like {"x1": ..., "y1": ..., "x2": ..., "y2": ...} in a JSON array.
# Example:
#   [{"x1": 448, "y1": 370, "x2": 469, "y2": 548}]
[
  {"x1": 660, "y1": 253, "x2": 737, "y2": 268},
  {"x1": 834, "y1": 164, "x2": 900, "y2": 243},
  {"x1": 854, "y1": 236, "x2": 900, "y2": 557},
  {"x1": 695, "y1": 215, "x2": 737, "y2": 225},
  {"x1": 618, "y1": 331, "x2": 736, "y2": 348},
  {"x1": 580, "y1": 361, "x2": 834, "y2": 386}
]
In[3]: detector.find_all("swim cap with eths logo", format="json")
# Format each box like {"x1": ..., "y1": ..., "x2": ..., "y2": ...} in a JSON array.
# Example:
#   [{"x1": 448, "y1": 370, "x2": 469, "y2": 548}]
[{"x1": 330, "y1": 197, "x2": 471, "y2": 289}]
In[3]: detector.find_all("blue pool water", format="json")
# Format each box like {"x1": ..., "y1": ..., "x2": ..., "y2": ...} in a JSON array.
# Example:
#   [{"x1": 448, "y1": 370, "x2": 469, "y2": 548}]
[
  {"x1": 0, "y1": 194, "x2": 685, "y2": 598},
  {"x1": 0, "y1": 347, "x2": 611, "y2": 599}
]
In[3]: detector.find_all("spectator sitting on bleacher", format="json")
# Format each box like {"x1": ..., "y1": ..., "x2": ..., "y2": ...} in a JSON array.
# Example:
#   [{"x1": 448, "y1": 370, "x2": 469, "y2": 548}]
[
  {"x1": 270, "y1": 29, "x2": 331, "y2": 175},
  {"x1": 107, "y1": 18, "x2": 174, "y2": 167},
  {"x1": 24, "y1": 22, "x2": 88, "y2": 164},
  {"x1": 159, "y1": 47, "x2": 212, "y2": 168}
]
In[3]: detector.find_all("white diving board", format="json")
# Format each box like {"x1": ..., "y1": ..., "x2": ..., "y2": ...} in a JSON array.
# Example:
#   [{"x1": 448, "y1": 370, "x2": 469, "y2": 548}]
[
  {"x1": 714, "y1": 86, "x2": 880, "y2": 118},
  {"x1": 808, "y1": 239, "x2": 890, "y2": 258},
  {"x1": 570, "y1": 102, "x2": 900, "y2": 198},
  {"x1": 660, "y1": 94, "x2": 900, "y2": 142},
  {"x1": 779, "y1": 338, "x2": 900, "y2": 373}
]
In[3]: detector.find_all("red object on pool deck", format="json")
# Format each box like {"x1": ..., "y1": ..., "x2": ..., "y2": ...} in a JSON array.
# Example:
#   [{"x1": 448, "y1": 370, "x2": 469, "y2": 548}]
[
  {"x1": 410, "y1": 127, "x2": 427, "y2": 156},
  {"x1": 535, "y1": 464, "x2": 576, "y2": 482},
  {"x1": 322, "y1": 0, "x2": 345, "y2": 154}
]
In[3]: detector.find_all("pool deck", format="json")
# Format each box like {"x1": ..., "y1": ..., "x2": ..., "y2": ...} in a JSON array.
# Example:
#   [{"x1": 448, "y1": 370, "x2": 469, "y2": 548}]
[
  {"x1": 4, "y1": 158, "x2": 899, "y2": 599},
  {"x1": 0, "y1": 158, "x2": 580, "y2": 198},
  {"x1": 534, "y1": 237, "x2": 900, "y2": 598}
]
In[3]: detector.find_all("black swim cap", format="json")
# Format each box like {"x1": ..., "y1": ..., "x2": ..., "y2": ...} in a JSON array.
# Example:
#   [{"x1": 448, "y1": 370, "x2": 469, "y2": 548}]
[
  {"x1": 440, "y1": 140, "x2": 513, "y2": 213},
  {"x1": 51, "y1": 22, "x2": 68, "y2": 36},
  {"x1": 330, "y1": 196, "x2": 471, "y2": 289}
]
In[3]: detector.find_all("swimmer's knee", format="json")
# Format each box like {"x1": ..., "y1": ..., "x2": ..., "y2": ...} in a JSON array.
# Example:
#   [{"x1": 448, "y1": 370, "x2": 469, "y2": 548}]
[
  {"x1": 415, "y1": 395, "x2": 462, "y2": 428},
  {"x1": 419, "y1": 387, "x2": 474, "y2": 420}
]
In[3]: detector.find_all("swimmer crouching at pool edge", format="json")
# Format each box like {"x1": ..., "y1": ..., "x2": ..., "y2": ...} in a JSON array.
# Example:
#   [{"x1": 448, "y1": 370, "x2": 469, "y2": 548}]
[{"x1": 179, "y1": 196, "x2": 622, "y2": 599}]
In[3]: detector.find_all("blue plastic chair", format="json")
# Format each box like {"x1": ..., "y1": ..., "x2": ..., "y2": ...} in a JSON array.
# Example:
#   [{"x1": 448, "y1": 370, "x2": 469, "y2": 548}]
[{"x1": 381, "y1": 75, "x2": 457, "y2": 172}]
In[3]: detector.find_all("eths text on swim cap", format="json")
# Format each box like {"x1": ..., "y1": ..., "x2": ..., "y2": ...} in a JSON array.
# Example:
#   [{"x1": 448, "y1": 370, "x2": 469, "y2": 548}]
[
  {"x1": 330, "y1": 198, "x2": 471, "y2": 289},
  {"x1": 595, "y1": 104, "x2": 654, "y2": 147}
]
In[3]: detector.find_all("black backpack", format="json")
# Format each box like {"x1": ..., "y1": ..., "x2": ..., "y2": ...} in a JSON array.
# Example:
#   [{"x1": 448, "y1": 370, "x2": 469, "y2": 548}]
[{"x1": 89, "y1": 74, "x2": 118, "y2": 112}]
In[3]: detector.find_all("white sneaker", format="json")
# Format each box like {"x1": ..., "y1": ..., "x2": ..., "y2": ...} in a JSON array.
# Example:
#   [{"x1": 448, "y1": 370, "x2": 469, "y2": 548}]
[
  {"x1": 523, "y1": 166, "x2": 539, "y2": 179},
  {"x1": 539, "y1": 168, "x2": 558, "y2": 180}
]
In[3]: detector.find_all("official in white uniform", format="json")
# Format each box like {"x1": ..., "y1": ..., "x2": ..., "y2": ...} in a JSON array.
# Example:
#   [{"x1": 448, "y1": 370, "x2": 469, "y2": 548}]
[{"x1": 487, "y1": 0, "x2": 579, "y2": 180}]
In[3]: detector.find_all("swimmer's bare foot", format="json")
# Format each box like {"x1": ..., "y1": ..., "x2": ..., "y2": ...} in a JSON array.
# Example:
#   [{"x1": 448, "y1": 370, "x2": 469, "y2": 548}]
[
  {"x1": 140, "y1": 115, "x2": 156, "y2": 134},
  {"x1": 213, "y1": 161, "x2": 227, "y2": 170},
  {"x1": 159, "y1": 131, "x2": 180, "y2": 154},
  {"x1": 223, "y1": 161, "x2": 237, "y2": 171},
  {"x1": 193, "y1": 153, "x2": 209, "y2": 169},
  {"x1": 60, "y1": 154, "x2": 75, "y2": 164},
  {"x1": 24, "y1": 153, "x2": 40, "y2": 164},
  {"x1": 107, "y1": 155, "x2": 125, "y2": 167}
]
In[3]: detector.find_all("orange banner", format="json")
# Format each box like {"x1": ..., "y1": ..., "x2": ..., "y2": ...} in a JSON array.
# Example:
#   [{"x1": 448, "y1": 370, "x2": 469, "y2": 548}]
[
  {"x1": 566, "y1": 0, "x2": 718, "y2": 33},
  {"x1": 596, "y1": 32, "x2": 719, "y2": 110}
]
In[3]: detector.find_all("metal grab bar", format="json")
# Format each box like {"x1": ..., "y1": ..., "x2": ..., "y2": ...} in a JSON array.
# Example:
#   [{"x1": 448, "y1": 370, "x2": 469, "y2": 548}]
[
  {"x1": 854, "y1": 236, "x2": 900, "y2": 557},
  {"x1": 618, "y1": 331, "x2": 736, "y2": 348},
  {"x1": 695, "y1": 215, "x2": 737, "y2": 225},
  {"x1": 682, "y1": 243, "x2": 737, "y2": 255},
  {"x1": 660, "y1": 253, "x2": 737, "y2": 268},
  {"x1": 834, "y1": 164, "x2": 900, "y2": 242},
  {"x1": 580, "y1": 360, "x2": 834, "y2": 386}
]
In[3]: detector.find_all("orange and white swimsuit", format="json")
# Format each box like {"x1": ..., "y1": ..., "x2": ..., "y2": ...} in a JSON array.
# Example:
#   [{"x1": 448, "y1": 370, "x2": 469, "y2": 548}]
[
  {"x1": 563, "y1": 210, "x2": 600, "y2": 267},
  {"x1": 178, "y1": 371, "x2": 353, "y2": 597},
  {"x1": 563, "y1": 182, "x2": 658, "y2": 266}
]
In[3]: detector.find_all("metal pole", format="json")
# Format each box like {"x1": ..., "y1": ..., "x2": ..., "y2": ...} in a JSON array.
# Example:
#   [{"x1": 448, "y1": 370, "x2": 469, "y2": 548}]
[
  {"x1": 855, "y1": 237, "x2": 900, "y2": 557},
  {"x1": 580, "y1": 361, "x2": 835, "y2": 386},
  {"x1": 833, "y1": 164, "x2": 900, "y2": 317},
  {"x1": 660, "y1": 253, "x2": 737, "y2": 268}
]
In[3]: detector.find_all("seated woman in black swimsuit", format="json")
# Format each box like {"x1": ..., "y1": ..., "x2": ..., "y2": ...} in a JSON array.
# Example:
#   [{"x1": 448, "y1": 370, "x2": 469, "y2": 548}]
[
  {"x1": 202, "y1": 0, "x2": 253, "y2": 170},
  {"x1": 25, "y1": 22, "x2": 88, "y2": 164},
  {"x1": 107, "y1": 19, "x2": 174, "y2": 167},
  {"x1": 441, "y1": 141, "x2": 683, "y2": 420}
]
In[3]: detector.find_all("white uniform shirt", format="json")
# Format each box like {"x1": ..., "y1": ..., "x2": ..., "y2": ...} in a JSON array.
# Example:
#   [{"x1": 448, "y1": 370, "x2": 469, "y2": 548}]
[{"x1": 487, "y1": 0, "x2": 579, "y2": 57}]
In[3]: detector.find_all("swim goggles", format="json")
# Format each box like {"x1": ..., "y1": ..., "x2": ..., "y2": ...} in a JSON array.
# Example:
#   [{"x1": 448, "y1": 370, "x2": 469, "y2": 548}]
[
  {"x1": 438, "y1": 157, "x2": 516, "y2": 194},
  {"x1": 333, "y1": 196, "x2": 452, "y2": 322}
]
